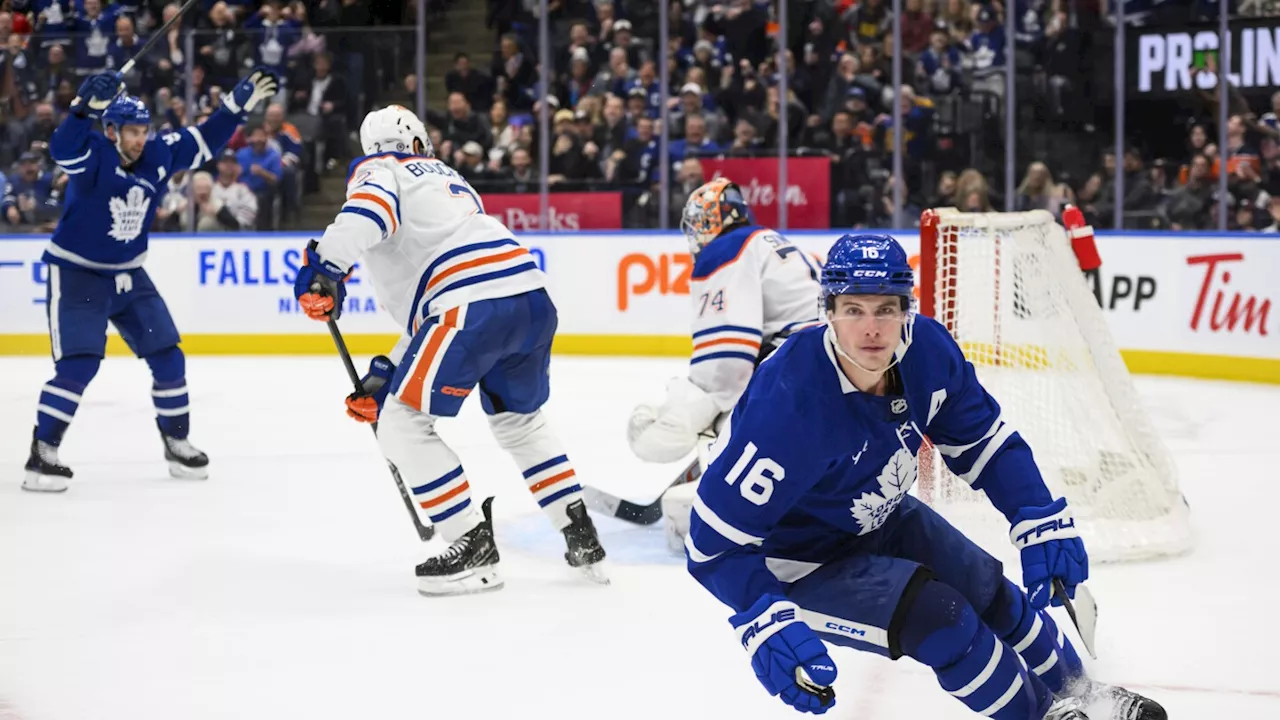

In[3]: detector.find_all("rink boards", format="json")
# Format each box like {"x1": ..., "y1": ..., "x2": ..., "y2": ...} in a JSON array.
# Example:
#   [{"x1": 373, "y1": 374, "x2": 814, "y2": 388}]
[{"x1": 0, "y1": 231, "x2": 1276, "y2": 383}]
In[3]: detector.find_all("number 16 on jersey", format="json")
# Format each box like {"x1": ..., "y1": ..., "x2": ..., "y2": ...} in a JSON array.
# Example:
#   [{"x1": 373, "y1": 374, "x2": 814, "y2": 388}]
[{"x1": 724, "y1": 441, "x2": 784, "y2": 505}]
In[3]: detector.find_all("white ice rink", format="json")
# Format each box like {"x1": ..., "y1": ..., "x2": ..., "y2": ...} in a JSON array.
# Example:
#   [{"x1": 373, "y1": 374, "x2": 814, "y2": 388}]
[{"x1": 1, "y1": 355, "x2": 1278, "y2": 720}]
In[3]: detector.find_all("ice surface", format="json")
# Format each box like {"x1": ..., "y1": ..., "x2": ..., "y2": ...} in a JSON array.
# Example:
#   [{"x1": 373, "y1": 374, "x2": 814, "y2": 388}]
[{"x1": 1, "y1": 356, "x2": 1277, "y2": 720}]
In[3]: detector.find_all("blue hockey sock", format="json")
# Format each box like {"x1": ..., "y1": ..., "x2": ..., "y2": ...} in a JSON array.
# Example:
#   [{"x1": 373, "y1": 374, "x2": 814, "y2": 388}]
[
  {"x1": 35, "y1": 356, "x2": 101, "y2": 445},
  {"x1": 983, "y1": 578, "x2": 1086, "y2": 696},
  {"x1": 900, "y1": 579, "x2": 1051, "y2": 719},
  {"x1": 145, "y1": 347, "x2": 190, "y2": 439}
]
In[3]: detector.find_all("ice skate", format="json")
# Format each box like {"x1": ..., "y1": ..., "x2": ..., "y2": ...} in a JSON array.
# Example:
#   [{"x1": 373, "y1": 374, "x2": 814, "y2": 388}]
[
  {"x1": 416, "y1": 497, "x2": 503, "y2": 597},
  {"x1": 1088, "y1": 683, "x2": 1167, "y2": 720},
  {"x1": 158, "y1": 421, "x2": 209, "y2": 479},
  {"x1": 562, "y1": 499, "x2": 609, "y2": 585},
  {"x1": 22, "y1": 427, "x2": 71, "y2": 493},
  {"x1": 1045, "y1": 695, "x2": 1088, "y2": 720}
]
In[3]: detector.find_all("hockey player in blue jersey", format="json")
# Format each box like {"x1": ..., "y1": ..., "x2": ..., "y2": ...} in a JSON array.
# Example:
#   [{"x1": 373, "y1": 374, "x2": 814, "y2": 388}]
[
  {"x1": 685, "y1": 234, "x2": 1166, "y2": 719},
  {"x1": 22, "y1": 67, "x2": 280, "y2": 493}
]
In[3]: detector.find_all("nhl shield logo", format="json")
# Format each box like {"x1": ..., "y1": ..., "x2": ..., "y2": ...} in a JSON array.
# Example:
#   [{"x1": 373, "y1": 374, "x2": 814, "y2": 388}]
[{"x1": 890, "y1": 398, "x2": 908, "y2": 415}]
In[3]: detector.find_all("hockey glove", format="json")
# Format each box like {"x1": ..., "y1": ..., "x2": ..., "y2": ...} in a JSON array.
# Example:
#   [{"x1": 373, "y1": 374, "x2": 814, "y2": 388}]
[
  {"x1": 346, "y1": 355, "x2": 395, "y2": 423},
  {"x1": 71, "y1": 72, "x2": 123, "y2": 119},
  {"x1": 294, "y1": 242, "x2": 349, "y2": 321},
  {"x1": 627, "y1": 377, "x2": 721, "y2": 463},
  {"x1": 1010, "y1": 497, "x2": 1089, "y2": 610},
  {"x1": 730, "y1": 594, "x2": 837, "y2": 715},
  {"x1": 223, "y1": 67, "x2": 280, "y2": 117}
]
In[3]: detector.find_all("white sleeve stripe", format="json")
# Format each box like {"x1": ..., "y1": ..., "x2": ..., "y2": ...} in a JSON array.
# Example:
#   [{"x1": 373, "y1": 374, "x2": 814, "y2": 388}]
[
  {"x1": 958, "y1": 423, "x2": 1017, "y2": 485},
  {"x1": 691, "y1": 494, "x2": 764, "y2": 546},
  {"x1": 934, "y1": 413, "x2": 1003, "y2": 457},
  {"x1": 684, "y1": 532, "x2": 723, "y2": 564},
  {"x1": 187, "y1": 126, "x2": 212, "y2": 169},
  {"x1": 60, "y1": 167, "x2": 87, "y2": 175},
  {"x1": 55, "y1": 149, "x2": 92, "y2": 166}
]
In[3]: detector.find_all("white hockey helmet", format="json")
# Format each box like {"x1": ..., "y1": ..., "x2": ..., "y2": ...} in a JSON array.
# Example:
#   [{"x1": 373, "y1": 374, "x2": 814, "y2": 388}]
[{"x1": 359, "y1": 104, "x2": 433, "y2": 157}]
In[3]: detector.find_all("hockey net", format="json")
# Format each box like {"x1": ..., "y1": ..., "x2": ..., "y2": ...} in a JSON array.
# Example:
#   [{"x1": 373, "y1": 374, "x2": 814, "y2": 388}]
[{"x1": 915, "y1": 208, "x2": 1193, "y2": 563}]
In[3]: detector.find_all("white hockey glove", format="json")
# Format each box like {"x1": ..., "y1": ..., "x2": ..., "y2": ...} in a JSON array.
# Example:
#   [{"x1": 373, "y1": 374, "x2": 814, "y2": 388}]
[
  {"x1": 223, "y1": 67, "x2": 280, "y2": 116},
  {"x1": 627, "y1": 377, "x2": 721, "y2": 463}
]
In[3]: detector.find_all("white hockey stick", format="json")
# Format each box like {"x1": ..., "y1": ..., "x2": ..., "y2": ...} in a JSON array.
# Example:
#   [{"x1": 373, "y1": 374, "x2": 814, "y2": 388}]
[
  {"x1": 582, "y1": 457, "x2": 701, "y2": 525},
  {"x1": 1054, "y1": 579, "x2": 1098, "y2": 659}
]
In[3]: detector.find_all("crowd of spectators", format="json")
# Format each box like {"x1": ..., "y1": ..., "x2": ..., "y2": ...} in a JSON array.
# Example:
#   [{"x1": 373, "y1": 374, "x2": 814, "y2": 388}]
[{"x1": 2, "y1": 0, "x2": 1280, "y2": 232}]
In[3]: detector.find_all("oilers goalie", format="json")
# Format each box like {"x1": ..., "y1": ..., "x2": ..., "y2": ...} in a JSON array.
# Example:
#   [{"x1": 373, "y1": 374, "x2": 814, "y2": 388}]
[
  {"x1": 685, "y1": 234, "x2": 1167, "y2": 720},
  {"x1": 292, "y1": 105, "x2": 606, "y2": 596},
  {"x1": 626, "y1": 178, "x2": 822, "y2": 550}
]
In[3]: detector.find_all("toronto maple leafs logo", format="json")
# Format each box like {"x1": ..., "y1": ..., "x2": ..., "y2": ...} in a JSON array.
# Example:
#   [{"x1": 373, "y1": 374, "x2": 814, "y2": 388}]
[
  {"x1": 850, "y1": 447, "x2": 918, "y2": 535},
  {"x1": 108, "y1": 186, "x2": 151, "y2": 243}
]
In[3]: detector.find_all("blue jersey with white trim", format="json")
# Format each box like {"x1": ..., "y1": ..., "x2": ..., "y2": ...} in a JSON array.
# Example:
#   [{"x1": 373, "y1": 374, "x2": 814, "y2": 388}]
[
  {"x1": 689, "y1": 224, "x2": 821, "y2": 413},
  {"x1": 313, "y1": 152, "x2": 545, "y2": 349},
  {"x1": 43, "y1": 109, "x2": 242, "y2": 274},
  {"x1": 685, "y1": 318, "x2": 1054, "y2": 613}
]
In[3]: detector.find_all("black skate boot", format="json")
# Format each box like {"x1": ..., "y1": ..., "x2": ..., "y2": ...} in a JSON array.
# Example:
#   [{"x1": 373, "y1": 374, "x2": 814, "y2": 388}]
[
  {"x1": 158, "y1": 420, "x2": 209, "y2": 479},
  {"x1": 1097, "y1": 685, "x2": 1167, "y2": 720},
  {"x1": 562, "y1": 499, "x2": 609, "y2": 584},
  {"x1": 22, "y1": 427, "x2": 71, "y2": 493},
  {"x1": 416, "y1": 497, "x2": 503, "y2": 597}
]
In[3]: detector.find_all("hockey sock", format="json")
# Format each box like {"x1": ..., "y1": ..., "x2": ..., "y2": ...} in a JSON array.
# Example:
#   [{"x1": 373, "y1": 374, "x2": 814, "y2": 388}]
[
  {"x1": 899, "y1": 579, "x2": 1051, "y2": 719},
  {"x1": 145, "y1": 346, "x2": 190, "y2": 439},
  {"x1": 35, "y1": 355, "x2": 101, "y2": 445},
  {"x1": 983, "y1": 578, "x2": 1086, "y2": 696},
  {"x1": 488, "y1": 410, "x2": 583, "y2": 531},
  {"x1": 378, "y1": 396, "x2": 480, "y2": 541}
]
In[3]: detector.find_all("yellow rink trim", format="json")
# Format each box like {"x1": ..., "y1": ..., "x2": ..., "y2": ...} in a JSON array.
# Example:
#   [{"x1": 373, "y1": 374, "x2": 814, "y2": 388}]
[{"x1": 0, "y1": 334, "x2": 1275, "y2": 383}]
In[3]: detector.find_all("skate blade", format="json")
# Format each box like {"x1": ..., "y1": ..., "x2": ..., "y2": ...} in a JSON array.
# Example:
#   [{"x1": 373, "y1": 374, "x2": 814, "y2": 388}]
[
  {"x1": 417, "y1": 567, "x2": 504, "y2": 597},
  {"x1": 168, "y1": 461, "x2": 209, "y2": 480},
  {"x1": 577, "y1": 561, "x2": 611, "y2": 586},
  {"x1": 21, "y1": 471, "x2": 68, "y2": 493}
]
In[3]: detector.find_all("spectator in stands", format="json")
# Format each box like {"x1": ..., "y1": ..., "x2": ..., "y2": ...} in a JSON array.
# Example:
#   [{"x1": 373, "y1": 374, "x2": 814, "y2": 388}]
[
  {"x1": 559, "y1": 21, "x2": 602, "y2": 79},
  {"x1": 671, "y1": 82, "x2": 722, "y2": 141},
  {"x1": 1015, "y1": 161, "x2": 1071, "y2": 215},
  {"x1": 290, "y1": 52, "x2": 347, "y2": 167},
  {"x1": 493, "y1": 33, "x2": 536, "y2": 111},
  {"x1": 667, "y1": 156, "x2": 705, "y2": 225},
  {"x1": 107, "y1": 15, "x2": 148, "y2": 95},
  {"x1": 72, "y1": 0, "x2": 114, "y2": 76},
  {"x1": 21, "y1": 103, "x2": 58, "y2": 151},
  {"x1": 36, "y1": 44, "x2": 73, "y2": 105},
  {"x1": 261, "y1": 102, "x2": 301, "y2": 222},
  {"x1": 500, "y1": 146, "x2": 538, "y2": 192},
  {"x1": 606, "y1": 19, "x2": 644, "y2": 68},
  {"x1": 955, "y1": 168, "x2": 994, "y2": 212},
  {"x1": 592, "y1": 94, "x2": 628, "y2": 158},
  {"x1": 244, "y1": 0, "x2": 299, "y2": 97},
  {"x1": 918, "y1": 26, "x2": 963, "y2": 97},
  {"x1": 210, "y1": 151, "x2": 259, "y2": 229},
  {"x1": 199, "y1": 1, "x2": 245, "y2": 89},
  {"x1": 148, "y1": 2, "x2": 186, "y2": 92},
  {"x1": 236, "y1": 125, "x2": 281, "y2": 230},
  {"x1": 3, "y1": 152, "x2": 57, "y2": 229},
  {"x1": 901, "y1": 0, "x2": 934, "y2": 53},
  {"x1": 592, "y1": 46, "x2": 635, "y2": 99},
  {"x1": 33, "y1": 0, "x2": 75, "y2": 53},
  {"x1": 612, "y1": 114, "x2": 657, "y2": 184},
  {"x1": 430, "y1": 92, "x2": 492, "y2": 156},
  {"x1": 727, "y1": 117, "x2": 763, "y2": 156},
  {"x1": 968, "y1": 3, "x2": 1007, "y2": 99},
  {"x1": 668, "y1": 114, "x2": 722, "y2": 166},
  {"x1": 446, "y1": 53, "x2": 493, "y2": 112},
  {"x1": 488, "y1": 99, "x2": 519, "y2": 153},
  {"x1": 454, "y1": 140, "x2": 496, "y2": 183}
]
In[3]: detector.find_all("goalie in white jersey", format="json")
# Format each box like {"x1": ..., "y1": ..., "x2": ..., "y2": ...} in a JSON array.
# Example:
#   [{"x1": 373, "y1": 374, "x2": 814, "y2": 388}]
[
  {"x1": 293, "y1": 105, "x2": 606, "y2": 595},
  {"x1": 626, "y1": 178, "x2": 822, "y2": 550}
]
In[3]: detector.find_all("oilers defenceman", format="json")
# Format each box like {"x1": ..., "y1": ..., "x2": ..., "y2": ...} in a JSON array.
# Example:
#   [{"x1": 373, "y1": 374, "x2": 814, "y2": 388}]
[
  {"x1": 292, "y1": 105, "x2": 606, "y2": 596},
  {"x1": 22, "y1": 68, "x2": 280, "y2": 493},
  {"x1": 684, "y1": 235, "x2": 1167, "y2": 719},
  {"x1": 627, "y1": 178, "x2": 822, "y2": 551}
]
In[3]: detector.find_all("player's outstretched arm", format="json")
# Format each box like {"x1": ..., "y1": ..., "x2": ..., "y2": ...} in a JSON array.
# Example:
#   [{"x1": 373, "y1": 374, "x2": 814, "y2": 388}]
[
  {"x1": 167, "y1": 67, "x2": 280, "y2": 171},
  {"x1": 51, "y1": 73, "x2": 120, "y2": 183}
]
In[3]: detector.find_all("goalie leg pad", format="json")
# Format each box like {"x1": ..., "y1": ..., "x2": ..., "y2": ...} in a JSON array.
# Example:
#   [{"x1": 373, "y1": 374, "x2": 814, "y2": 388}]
[
  {"x1": 983, "y1": 578, "x2": 1085, "y2": 696},
  {"x1": 661, "y1": 479, "x2": 700, "y2": 554},
  {"x1": 900, "y1": 578, "x2": 1052, "y2": 720},
  {"x1": 489, "y1": 410, "x2": 583, "y2": 530},
  {"x1": 378, "y1": 396, "x2": 480, "y2": 542}
]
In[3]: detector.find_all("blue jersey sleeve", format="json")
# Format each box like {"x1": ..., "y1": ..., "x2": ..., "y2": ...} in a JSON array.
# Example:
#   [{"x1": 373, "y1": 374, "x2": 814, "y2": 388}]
[
  {"x1": 685, "y1": 379, "x2": 835, "y2": 613},
  {"x1": 158, "y1": 107, "x2": 244, "y2": 171},
  {"x1": 914, "y1": 319, "x2": 1054, "y2": 521},
  {"x1": 50, "y1": 113, "x2": 107, "y2": 189}
]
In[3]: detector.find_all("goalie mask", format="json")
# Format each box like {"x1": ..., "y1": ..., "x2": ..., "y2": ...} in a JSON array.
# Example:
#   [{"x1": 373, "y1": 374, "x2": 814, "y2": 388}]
[
  {"x1": 681, "y1": 178, "x2": 751, "y2": 255},
  {"x1": 359, "y1": 104, "x2": 433, "y2": 157}
]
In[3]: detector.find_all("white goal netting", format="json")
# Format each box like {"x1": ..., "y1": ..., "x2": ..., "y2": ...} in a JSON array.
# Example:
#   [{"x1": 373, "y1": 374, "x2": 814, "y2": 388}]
[{"x1": 916, "y1": 208, "x2": 1193, "y2": 563}]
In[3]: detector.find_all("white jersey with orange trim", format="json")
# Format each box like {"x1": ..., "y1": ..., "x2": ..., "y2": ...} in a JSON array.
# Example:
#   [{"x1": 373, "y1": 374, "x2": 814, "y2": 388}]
[
  {"x1": 688, "y1": 224, "x2": 822, "y2": 412},
  {"x1": 313, "y1": 151, "x2": 546, "y2": 347}
]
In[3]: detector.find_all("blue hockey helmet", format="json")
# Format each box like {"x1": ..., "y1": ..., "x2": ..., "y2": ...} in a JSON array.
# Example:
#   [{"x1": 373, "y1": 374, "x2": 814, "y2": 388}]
[
  {"x1": 820, "y1": 234, "x2": 914, "y2": 311},
  {"x1": 103, "y1": 95, "x2": 151, "y2": 130}
]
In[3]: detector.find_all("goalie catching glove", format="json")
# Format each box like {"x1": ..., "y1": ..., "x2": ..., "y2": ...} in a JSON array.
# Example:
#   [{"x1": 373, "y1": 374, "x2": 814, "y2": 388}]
[
  {"x1": 627, "y1": 376, "x2": 721, "y2": 463},
  {"x1": 731, "y1": 595, "x2": 837, "y2": 715},
  {"x1": 346, "y1": 356, "x2": 395, "y2": 423}
]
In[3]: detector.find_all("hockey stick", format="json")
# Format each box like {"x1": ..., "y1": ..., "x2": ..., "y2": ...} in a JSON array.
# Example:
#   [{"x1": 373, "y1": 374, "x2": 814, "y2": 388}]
[
  {"x1": 321, "y1": 312, "x2": 434, "y2": 543},
  {"x1": 1054, "y1": 579, "x2": 1099, "y2": 660},
  {"x1": 119, "y1": 0, "x2": 201, "y2": 76},
  {"x1": 582, "y1": 456, "x2": 702, "y2": 525}
]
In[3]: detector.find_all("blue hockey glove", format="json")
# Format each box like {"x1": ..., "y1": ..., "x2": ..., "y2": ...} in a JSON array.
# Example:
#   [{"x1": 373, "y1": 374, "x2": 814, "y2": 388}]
[
  {"x1": 295, "y1": 242, "x2": 349, "y2": 321},
  {"x1": 72, "y1": 72, "x2": 123, "y2": 119},
  {"x1": 1010, "y1": 497, "x2": 1089, "y2": 610},
  {"x1": 730, "y1": 594, "x2": 837, "y2": 715},
  {"x1": 346, "y1": 356, "x2": 395, "y2": 423},
  {"x1": 223, "y1": 67, "x2": 280, "y2": 117}
]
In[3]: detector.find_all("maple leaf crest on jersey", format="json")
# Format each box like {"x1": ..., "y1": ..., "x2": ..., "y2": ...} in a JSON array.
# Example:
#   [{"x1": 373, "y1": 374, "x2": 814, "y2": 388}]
[
  {"x1": 108, "y1": 185, "x2": 151, "y2": 243},
  {"x1": 849, "y1": 446, "x2": 918, "y2": 534}
]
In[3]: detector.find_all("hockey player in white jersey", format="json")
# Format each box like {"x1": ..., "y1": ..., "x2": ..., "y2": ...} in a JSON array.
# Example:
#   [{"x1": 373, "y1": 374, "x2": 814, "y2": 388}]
[
  {"x1": 292, "y1": 105, "x2": 606, "y2": 595},
  {"x1": 626, "y1": 178, "x2": 822, "y2": 549}
]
